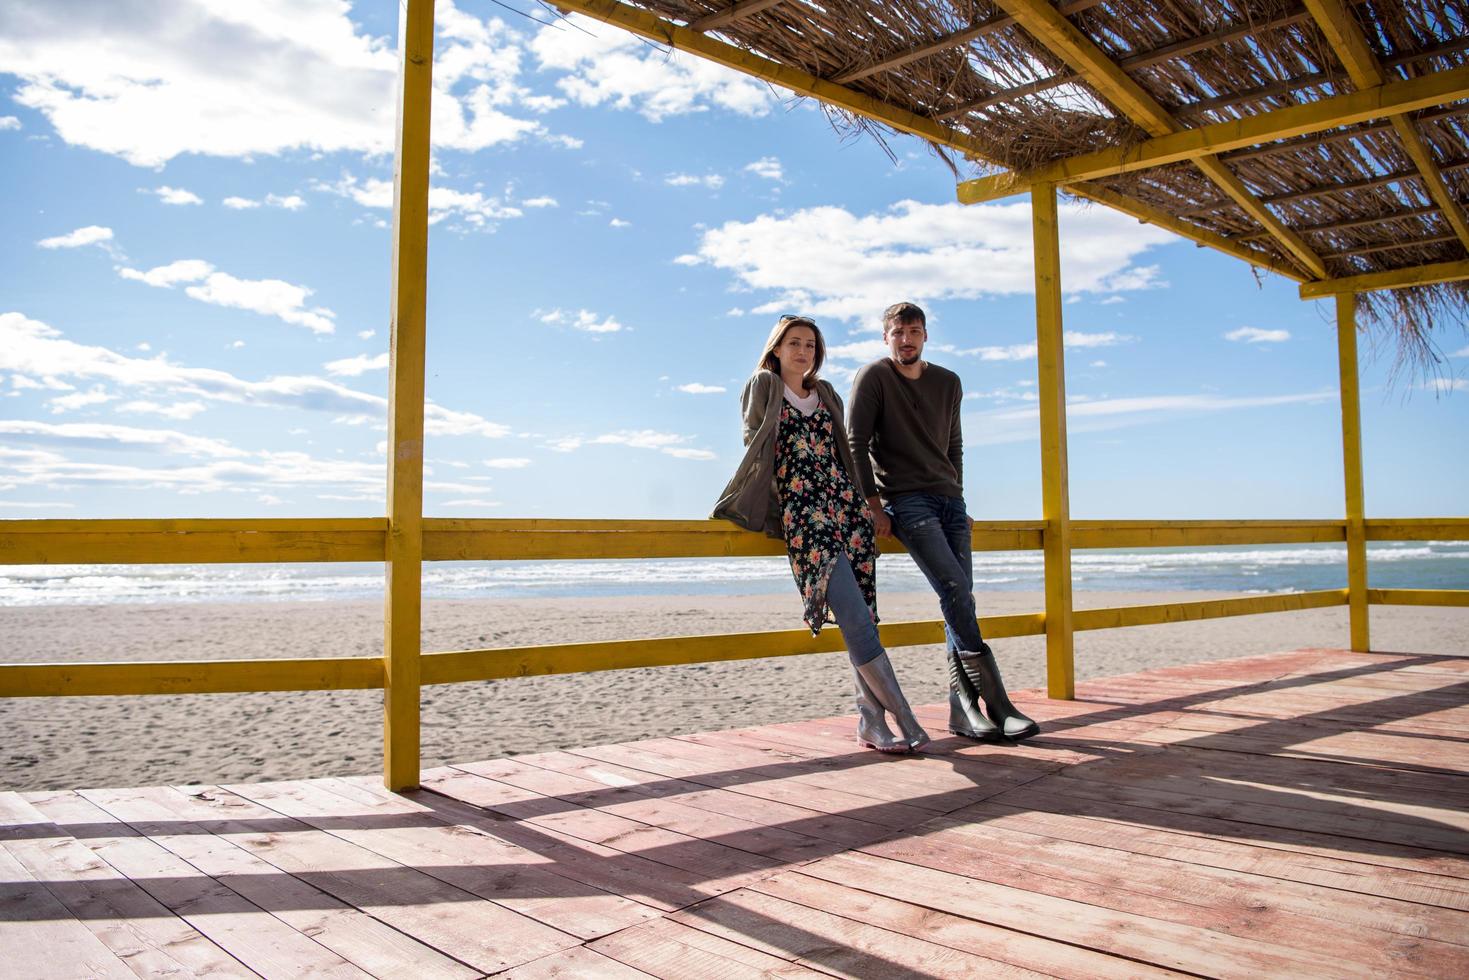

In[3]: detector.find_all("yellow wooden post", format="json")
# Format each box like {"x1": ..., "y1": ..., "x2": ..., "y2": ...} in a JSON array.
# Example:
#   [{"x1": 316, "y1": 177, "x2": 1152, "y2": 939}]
[
  {"x1": 1336, "y1": 293, "x2": 1370, "y2": 651},
  {"x1": 383, "y1": 0, "x2": 435, "y2": 791},
  {"x1": 1032, "y1": 183, "x2": 1075, "y2": 698}
]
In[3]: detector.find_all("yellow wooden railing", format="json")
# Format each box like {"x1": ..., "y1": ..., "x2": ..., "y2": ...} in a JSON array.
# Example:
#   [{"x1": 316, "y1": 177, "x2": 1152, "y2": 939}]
[{"x1": 3, "y1": 516, "x2": 1464, "y2": 698}]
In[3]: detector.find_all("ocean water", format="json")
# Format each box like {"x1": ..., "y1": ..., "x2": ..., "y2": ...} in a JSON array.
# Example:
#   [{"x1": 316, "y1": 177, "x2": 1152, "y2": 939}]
[{"x1": 1, "y1": 541, "x2": 1465, "y2": 607}]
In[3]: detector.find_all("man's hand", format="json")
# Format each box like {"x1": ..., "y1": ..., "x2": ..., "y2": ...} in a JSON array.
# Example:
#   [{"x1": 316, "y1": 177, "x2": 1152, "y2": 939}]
[{"x1": 866, "y1": 496, "x2": 893, "y2": 538}]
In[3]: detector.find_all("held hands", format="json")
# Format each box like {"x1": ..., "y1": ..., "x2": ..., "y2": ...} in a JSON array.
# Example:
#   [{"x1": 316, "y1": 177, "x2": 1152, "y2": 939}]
[{"x1": 865, "y1": 496, "x2": 894, "y2": 538}]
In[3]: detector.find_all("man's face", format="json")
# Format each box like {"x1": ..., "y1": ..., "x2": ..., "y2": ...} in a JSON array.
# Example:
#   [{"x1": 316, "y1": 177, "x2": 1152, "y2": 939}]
[{"x1": 885, "y1": 318, "x2": 927, "y2": 366}]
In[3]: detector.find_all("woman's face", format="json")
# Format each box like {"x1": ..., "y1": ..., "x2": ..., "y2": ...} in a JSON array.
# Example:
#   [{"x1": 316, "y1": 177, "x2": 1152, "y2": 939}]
[{"x1": 777, "y1": 325, "x2": 817, "y2": 377}]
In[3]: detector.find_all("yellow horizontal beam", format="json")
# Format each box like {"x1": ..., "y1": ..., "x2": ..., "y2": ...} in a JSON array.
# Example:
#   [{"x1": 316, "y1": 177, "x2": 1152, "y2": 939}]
[
  {"x1": 423, "y1": 613, "x2": 1048, "y2": 685},
  {"x1": 1072, "y1": 520, "x2": 1345, "y2": 548},
  {"x1": 0, "y1": 657, "x2": 382, "y2": 698},
  {"x1": 1065, "y1": 184, "x2": 1308, "y2": 283},
  {"x1": 1299, "y1": 258, "x2": 1469, "y2": 298},
  {"x1": 422, "y1": 519, "x2": 1046, "y2": 560},
  {"x1": 550, "y1": 0, "x2": 1001, "y2": 165},
  {"x1": 1368, "y1": 588, "x2": 1469, "y2": 607},
  {"x1": 0, "y1": 518, "x2": 387, "y2": 565},
  {"x1": 1364, "y1": 518, "x2": 1469, "y2": 541},
  {"x1": 957, "y1": 64, "x2": 1469, "y2": 203},
  {"x1": 1074, "y1": 589, "x2": 1348, "y2": 631}
]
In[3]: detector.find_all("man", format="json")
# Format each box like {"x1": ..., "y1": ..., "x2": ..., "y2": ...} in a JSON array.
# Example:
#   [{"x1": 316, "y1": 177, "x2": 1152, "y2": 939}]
[{"x1": 847, "y1": 302, "x2": 1039, "y2": 742}]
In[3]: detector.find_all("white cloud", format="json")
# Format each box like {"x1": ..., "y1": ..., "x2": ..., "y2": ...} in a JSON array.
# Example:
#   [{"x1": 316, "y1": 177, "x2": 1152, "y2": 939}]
[
  {"x1": 968, "y1": 390, "x2": 1338, "y2": 446},
  {"x1": 682, "y1": 200, "x2": 1175, "y2": 325},
  {"x1": 484, "y1": 457, "x2": 531, "y2": 468},
  {"x1": 826, "y1": 340, "x2": 890, "y2": 363},
  {"x1": 1226, "y1": 327, "x2": 1291, "y2": 344},
  {"x1": 531, "y1": 13, "x2": 778, "y2": 122},
  {"x1": 548, "y1": 428, "x2": 713, "y2": 460},
  {"x1": 119, "y1": 259, "x2": 336, "y2": 334},
  {"x1": 0, "y1": 0, "x2": 564, "y2": 167},
  {"x1": 266, "y1": 193, "x2": 305, "y2": 210},
  {"x1": 324, "y1": 352, "x2": 389, "y2": 376},
  {"x1": 317, "y1": 173, "x2": 523, "y2": 230},
  {"x1": 441, "y1": 499, "x2": 501, "y2": 508},
  {"x1": 666, "y1": 173, "x2": 725, "y2": 190},
  {"x1": 675, "y1": 382, "x2": 726, "y2": 394},
  {"x1": 0, "y1": 311, "x2": 511, "y2": 439},
  {"x1": 0, "y1": 115, "x2": 19, "y2": 130},
  {"x1": 522, "y1": 196, "x2": 558, "y2": 208},
  {"x1": 149, "y1": 185, "x2": 203, "y2": 206},
  {"x1": 537, "y1": 308, "x2": 623, "y2": 333},
  {"x1": 48, "y1": 386, "x2": 112, "y2": 413},
  {"x1": 745, "y1": 157, "x2": 784, "y2": 181},
  {"x1": 118, "y1": 399, "x2": 207, "y2": 419},
  {"x1": 673, "y1": 254, "x2": 701, "y2": 266},
  {"x1": 222, "y1": 196, "x2": 261, "y2": 210},
  {"x1": 956, "y1": 331, "x2": 1134, "y2": 362},
  {"x1": 357, "y1": 329, "x2": 376, "y2": 340},
  {"x1": 37, "y1": 225, "x2": 115, "y2": 250},
  {"x1": 1091, "y1": 360, "x2": 1107, "y2": 368},
  {"x1": 0, "y1": 419, "x2": 247, "y2": 458},
  {"x1": 609, "y1": 218, "x2": 631, "y2": 228},
  {"x1": 1421, "y1": 377, "x2": 1468, "y2": 394}
]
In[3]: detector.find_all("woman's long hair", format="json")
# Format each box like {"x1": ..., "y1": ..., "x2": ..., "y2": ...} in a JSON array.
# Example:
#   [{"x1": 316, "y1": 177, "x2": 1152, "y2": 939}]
[{"x1": 757, "y1": 315, "x2": 825, "y2": 390}]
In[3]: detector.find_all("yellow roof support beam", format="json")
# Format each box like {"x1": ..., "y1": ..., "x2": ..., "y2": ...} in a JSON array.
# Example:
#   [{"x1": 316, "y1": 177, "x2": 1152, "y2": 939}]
[
  {"x1": 1302, "y1": 0, "x2": 1469, "y2": 254},
  {"x1": 957, "y1": 64, "x2": 1469, "y2": 202},
  {"x1": 1299, "y1": 257, "x2": 1469, "y2": 297},
  {"x1": 1066, "y1": 183, "x2": 1308, "y2": 282},
  {"x1": 551, "y1": 0, "x2": 1004, "y2": 165},
  {"x1": 988, "y1": 0, "x2": 1327, "y2": 279}
]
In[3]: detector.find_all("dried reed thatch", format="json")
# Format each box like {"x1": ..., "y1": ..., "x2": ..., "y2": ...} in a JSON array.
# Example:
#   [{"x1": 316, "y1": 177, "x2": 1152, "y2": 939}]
[{"x1": 619, "y1": 0, "x2": 1469, "y2": 374}]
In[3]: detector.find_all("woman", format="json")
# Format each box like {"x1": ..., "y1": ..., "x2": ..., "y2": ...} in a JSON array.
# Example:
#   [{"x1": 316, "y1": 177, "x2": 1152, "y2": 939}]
[{"x1": 713, "y1": 315, "x2": 929, "y2": 753}]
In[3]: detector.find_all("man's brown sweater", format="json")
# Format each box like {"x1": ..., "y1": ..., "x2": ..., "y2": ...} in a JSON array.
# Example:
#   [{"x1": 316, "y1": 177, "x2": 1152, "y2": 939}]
[{"x1": 846, "y1": 358, "x2": 964, "y2": 504}]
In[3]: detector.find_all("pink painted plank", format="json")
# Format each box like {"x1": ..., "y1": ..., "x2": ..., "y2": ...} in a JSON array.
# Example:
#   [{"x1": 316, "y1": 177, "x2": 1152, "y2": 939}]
[
  {"x1": 0, "y1": 844, "x2": 139, "y2": 980},
  {"x1": 404, "y1": 776, "x2": 727, "y2": 910},
  {"x1": 498, "y1": 944, "x2": 656, "y2": 979},
  {"x1": 229, "y1": 775, "x2": 661, "y2": 941},
  {"x1": 451, "y1": 758, "x2": 837, "y2": 865},
  {"x1": 86, "y1": 784, "x2": 577, "y2": 975},
  {"x1": 992, "y1": 772, "x2": 1469, "y2": 877},
  {"x1": 885, "y1": 813, "x2": 1469, "y2": 969},
  {"x1": 512, "y1": 749, "x2": 891, "y2": 849},
  {"x1": 37, "y1": 789, "x2": 374, "y2": 979},
  {"x1": 803, "y1": 850, "x2": 1364, "y2": 978},
  {"x1": 568, "y1": 738, "x2": 933, "y2": 829},
  {"x1": 589, "y1": 917, "x2": 829, "y2": 978},
  {"x1": 750, "y1": 869, "x2": 1185, "y2": 978},
  {"x1": 670, "y1": 885, "x2": 1051, "y2": 978},
  {"x1": 28, "y1": 788, "x2": 474, "y2": 980},
  {"x1": 420, "y1": 767, "x2": 777, "y2": 893},
  {"x1": 0, "y1": 791, "x2": 255, "y2": 979},
  {"x1": 973, "y1": 789, "x2": 1469, "y2": 911}
]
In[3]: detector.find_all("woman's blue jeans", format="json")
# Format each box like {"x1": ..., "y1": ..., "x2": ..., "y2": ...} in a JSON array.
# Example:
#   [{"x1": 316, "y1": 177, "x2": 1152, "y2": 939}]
[
  {"x1": 888, "y1": 492, "x2": 985, "y2": 656},
  {"x1": 826, "y1": 553, "x2": 884, "y2": 667}
]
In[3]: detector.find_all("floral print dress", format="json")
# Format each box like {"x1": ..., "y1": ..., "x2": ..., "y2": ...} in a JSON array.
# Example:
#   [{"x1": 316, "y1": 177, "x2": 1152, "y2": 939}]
[{"x1": 774, "y1": 400, "x2": 879, "y2": 634}]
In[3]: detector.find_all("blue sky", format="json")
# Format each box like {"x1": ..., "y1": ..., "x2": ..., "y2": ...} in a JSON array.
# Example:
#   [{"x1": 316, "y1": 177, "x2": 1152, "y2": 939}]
[{"x1": 1, "y1": 0, "x2": 1465, "y2": 523}]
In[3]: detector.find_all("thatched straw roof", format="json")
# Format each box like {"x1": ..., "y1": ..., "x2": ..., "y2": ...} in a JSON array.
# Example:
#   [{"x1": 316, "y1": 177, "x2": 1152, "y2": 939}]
[{"x1": 568, "y1": 0, "x2": 1468, "y2": 369}]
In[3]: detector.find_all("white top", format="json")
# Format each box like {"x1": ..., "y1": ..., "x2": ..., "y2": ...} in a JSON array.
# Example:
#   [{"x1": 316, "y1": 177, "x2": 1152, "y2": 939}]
[{"x1": 783, "y1": 383, "x2": 821, "y2": 416}]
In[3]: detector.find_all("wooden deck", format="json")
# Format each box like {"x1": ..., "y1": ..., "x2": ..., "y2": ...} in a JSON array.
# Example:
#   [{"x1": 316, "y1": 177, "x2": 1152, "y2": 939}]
[{"x1": 3, "y1": 647, "x2": 1468, "y2": 978}]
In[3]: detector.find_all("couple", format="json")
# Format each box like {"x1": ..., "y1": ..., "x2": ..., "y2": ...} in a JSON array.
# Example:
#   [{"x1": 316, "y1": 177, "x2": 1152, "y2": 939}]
[{"x1": 714, "y1": 303, "x2": 1039, "y2": 754}]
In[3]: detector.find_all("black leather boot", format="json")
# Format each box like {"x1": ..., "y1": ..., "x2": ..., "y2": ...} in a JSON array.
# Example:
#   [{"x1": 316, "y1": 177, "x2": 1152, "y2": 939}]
[
  {"x1": 947, "y1": 647, "x2": 1003, "y2": 742},
  {"x1": 957, "y1": 643, "x2": 1040, "y2": 742}
]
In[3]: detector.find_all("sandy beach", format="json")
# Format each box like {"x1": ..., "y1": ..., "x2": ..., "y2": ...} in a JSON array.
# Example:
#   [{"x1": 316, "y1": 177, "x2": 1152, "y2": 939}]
[{"x1": 1, "y1": 589, "x2": 1464, "y2": 792}]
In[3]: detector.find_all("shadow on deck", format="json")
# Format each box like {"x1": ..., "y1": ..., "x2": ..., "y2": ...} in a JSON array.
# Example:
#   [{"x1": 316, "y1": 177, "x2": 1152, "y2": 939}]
[{"x1": 3, "y1": 647, "x2": 1468, "y2": 978}]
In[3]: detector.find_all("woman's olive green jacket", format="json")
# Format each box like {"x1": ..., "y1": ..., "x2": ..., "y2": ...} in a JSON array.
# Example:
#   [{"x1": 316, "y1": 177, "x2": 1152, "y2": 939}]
[{"x1": 710, "y1": 369, "x2": 867, "y2": 538}]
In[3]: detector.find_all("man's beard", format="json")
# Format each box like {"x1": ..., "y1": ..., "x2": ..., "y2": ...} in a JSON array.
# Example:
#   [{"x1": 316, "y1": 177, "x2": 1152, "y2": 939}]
[{"x1": 897, "y1": 352, "x2": 921, "y2": 365}]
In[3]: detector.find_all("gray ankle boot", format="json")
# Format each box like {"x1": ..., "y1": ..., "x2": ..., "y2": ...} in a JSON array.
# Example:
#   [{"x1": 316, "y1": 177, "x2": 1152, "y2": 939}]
[
  {"x1": 947, "y1": 648, "x2": 1003, "y2": 742},
  {"x1": 957, "y1": 643, "x2": 1040, "y2": 741},
  {"x1": 855, "y1": 652, "x2": 930, "y2": 751},
  {"x1": 853, "y1": 668, "x2": 907, "y2": 753}
]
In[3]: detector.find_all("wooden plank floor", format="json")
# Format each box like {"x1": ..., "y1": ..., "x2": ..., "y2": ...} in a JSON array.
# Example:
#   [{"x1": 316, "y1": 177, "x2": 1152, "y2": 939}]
[{"x1": 4, "y1": 647, "x2": 1469, "y2": 978}]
